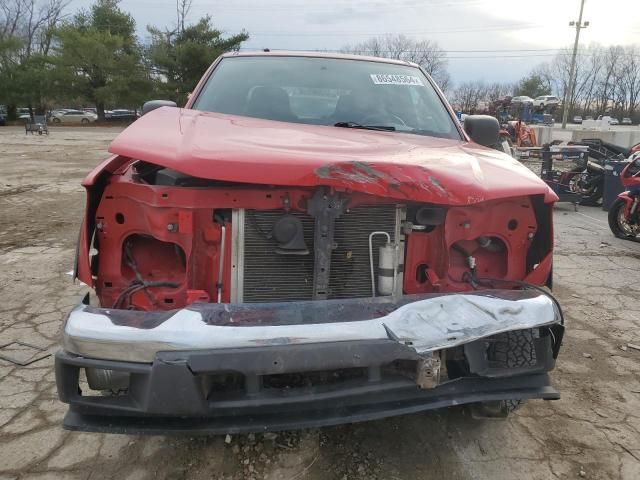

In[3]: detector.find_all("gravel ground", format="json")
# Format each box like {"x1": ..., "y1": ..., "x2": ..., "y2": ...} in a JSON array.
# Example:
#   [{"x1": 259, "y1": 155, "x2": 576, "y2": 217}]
[{"x1": 1, "y1": 126, "x2": 640, "y2": 479}]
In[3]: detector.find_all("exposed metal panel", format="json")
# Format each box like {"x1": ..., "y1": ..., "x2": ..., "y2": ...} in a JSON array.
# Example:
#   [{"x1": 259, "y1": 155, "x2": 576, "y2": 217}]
[{"x1": 241, "y1": 205, "x2": 401, "y2": 303}]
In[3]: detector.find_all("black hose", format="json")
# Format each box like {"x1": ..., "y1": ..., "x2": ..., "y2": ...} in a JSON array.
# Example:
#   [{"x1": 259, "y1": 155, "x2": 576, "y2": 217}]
[{"x1": 112, "y1": 281, "x2": 181, "y2": 309}]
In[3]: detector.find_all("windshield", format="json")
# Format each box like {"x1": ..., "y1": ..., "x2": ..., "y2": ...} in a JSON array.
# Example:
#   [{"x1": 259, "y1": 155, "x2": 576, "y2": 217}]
[{"x1": 192, "y1": 56, "x2": 461, "y2": 140}]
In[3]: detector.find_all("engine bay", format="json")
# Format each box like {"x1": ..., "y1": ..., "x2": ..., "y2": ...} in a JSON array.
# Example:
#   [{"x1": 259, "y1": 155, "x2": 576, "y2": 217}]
[{"x1": 85, "y1": 161, "x2": 553, "y2": 311}]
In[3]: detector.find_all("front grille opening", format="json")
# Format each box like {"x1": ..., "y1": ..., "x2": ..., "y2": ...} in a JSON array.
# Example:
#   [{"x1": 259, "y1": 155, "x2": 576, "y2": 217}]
[
  {"x1": 262, "y1": 367, "x2": 367, "y2": 390},
  {"x1": 205, "y1": 372, "x2": 245, "y2": 399},
  {"x1": 382, "y1": 359, "x2": 419, "y2": 381}
]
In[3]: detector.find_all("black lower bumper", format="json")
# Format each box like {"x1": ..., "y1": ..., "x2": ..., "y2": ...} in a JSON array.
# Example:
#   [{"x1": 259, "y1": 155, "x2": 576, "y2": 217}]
[
  {"x1": 63, "y1": 374, "x2": 558, "y2": 435},
  {"x1": 56, "y1": 332, "x2": 561, "y2": 435}
]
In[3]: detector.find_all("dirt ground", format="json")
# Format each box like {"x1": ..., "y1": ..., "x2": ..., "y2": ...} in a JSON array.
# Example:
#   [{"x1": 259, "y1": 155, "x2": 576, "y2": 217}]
[{"x1": 1, "y1": 126, "x2": 640, "y2": 480}]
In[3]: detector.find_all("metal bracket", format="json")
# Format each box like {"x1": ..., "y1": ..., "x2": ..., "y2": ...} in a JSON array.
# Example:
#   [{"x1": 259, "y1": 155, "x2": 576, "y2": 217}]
[
  {"x1": 230, "y1": 209, "x2": 245, "y2": 303},
  {"x1": 416, "y1": 352, "x2": 441, "y2": 389},
  {"x1": 307, "y1": 189, "x2": 347, "y2": 300},
  {"x1": 0, "y1": 341, "x2": 51, "y2": 366}
]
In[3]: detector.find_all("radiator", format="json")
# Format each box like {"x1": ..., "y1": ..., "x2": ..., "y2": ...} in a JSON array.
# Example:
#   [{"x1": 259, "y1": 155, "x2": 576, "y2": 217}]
[{"x1": 231, "y1": 205, "x2": 402, "y2": 303}]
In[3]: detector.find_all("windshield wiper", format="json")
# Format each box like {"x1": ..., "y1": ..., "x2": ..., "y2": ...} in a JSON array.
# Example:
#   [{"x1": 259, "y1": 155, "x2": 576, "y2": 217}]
[{"x1": 333, "y1": 121, "x2": 395, "y2": 132}]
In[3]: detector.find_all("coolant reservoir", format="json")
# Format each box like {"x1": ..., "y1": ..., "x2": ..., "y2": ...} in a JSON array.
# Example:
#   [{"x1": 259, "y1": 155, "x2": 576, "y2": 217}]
[{"x1": 378, "y1": 244, "x2": 396, "y2": 295}]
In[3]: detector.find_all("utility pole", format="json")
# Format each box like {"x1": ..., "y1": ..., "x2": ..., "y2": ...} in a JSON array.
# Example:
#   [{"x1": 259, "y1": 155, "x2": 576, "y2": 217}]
[{"x1": 561, "y1": 0, "x2": 589, "y2": 129}]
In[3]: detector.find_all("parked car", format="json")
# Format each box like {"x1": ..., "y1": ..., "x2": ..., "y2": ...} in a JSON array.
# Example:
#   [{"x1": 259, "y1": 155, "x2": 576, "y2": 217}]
[
  {"x1": 49, "y1": 109, "x2": 70, "y2": 117},
  {"x1": 573, "y1": 115, "x2": 583, "y2": 124},
  {"x1": 511, "y1": 95, "x2": 534, "y2": 104},
  {"x1": 17, "y1": 107, "x2": 31, "y2": 120},
  {"x1": 56, "y1": 51, "x2": 564, "y2": 435},
  {"x1": 106, "y1": 109, "x2": 140, "y2": 123},
  {"x1": 532, "y1": 95, "x2": 561, "y2": 108},
  {"x1": 585, "y1": 115, "x2": 594, "y2": 121},
  {"x1": 610, "y1": 118, "x2": 619, "y2": 125},
  {"x1": 50, "y1": 109, "x2": 97, "y2": 124},
  {"x1": 622, "y1": 117, "x2": 633, "y2": 125}
]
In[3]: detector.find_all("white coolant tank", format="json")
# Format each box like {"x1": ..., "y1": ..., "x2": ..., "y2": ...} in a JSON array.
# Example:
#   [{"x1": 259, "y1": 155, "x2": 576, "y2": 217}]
[{"x1": 378, "y1": 244, "x2": 396, "y2": 295}]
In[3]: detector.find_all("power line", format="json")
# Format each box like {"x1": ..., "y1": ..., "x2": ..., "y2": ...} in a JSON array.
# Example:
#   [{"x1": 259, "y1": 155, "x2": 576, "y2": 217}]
[
  {"x1": 123, "y1": 0, "x2": 494, "y2": 11},
  {"x1": 234, "y1": 24, "x2": 545, "y2": 36},
  {"x1": 235, "y1": 48, "x2": 597, "y2": 59}
]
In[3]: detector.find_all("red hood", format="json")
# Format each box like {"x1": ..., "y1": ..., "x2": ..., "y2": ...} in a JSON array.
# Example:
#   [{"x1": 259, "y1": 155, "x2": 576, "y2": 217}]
[{"x1": 107, "y1": 107, "x2": 556, "y2": 205}]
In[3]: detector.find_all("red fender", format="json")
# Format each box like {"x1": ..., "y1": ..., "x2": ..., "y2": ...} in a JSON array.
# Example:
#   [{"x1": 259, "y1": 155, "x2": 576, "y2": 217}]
[{"x1": 617, "y1": 191, "x2": 635, "y2": 216}]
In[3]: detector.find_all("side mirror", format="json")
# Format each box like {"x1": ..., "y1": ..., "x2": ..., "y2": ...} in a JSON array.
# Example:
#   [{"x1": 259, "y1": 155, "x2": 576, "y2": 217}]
[
  {"x1": 464, "y1": 115, "x2": 500, "y2": 147},
  {"x1": 142, "y1": 100, "x2": 177, "y2": 115}
]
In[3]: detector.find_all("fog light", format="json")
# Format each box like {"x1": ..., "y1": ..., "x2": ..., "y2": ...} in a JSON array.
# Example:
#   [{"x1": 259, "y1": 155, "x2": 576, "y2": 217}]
[{"x1": 85, "y1": 368, "x2": 130, "y2": 391}]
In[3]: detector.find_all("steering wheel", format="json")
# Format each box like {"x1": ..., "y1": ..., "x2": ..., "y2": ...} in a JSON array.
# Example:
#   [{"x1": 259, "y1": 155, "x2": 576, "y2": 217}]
[{"x1": 361, "y1": 112, "x2": 407, "y2": 126}]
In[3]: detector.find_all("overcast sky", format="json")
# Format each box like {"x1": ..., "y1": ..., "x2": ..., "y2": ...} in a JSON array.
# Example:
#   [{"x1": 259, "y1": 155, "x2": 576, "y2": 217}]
[{"x1": 69, "y1": 0, "x2": 640, "y2": 84}]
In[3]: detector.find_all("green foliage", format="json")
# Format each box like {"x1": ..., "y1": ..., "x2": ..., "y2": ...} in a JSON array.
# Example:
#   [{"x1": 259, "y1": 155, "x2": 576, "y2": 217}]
[
  {"x1": 148, "y1": 17, "x2": 248, "y2": 105},
  {"x1": 513, "y1": 74, "x2": 550, "y2": 98},
  {"x1": 52, "y1": 0, "x2": 151, "y2": 118},
  {"x1": 0, "y1": 0, "x2": 249, "y2": 114}
]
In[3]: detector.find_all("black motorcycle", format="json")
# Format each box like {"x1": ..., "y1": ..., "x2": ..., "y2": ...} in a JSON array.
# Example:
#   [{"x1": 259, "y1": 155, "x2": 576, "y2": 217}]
[{"x1": 567, "y1": 139, "x2": 631, "y2": 206}]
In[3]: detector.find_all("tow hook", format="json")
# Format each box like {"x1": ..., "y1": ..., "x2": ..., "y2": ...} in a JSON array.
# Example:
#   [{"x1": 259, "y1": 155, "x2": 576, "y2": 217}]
[{"x1": 416, "y1": 352, "x2": 441, "y2": 389}]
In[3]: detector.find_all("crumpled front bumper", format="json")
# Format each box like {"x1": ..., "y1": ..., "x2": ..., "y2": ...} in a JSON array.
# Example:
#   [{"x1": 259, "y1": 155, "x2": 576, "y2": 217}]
[{"x1": 56, "y1": 290, "x2": 564, "y2": 434}]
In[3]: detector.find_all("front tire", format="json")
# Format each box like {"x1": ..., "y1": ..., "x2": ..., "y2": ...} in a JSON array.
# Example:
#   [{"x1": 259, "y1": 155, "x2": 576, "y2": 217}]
[
  {"x1": 486, "y1": 329, "x2": 537, "y2": 414},
  {"x1": 52, "y1": 117, "x2": 61, "y2": 124},
  {"x1": 81, "y1": 118, "x2": 89, "y2": 124},
  {"x1": 608, "y1": 198, "x2": 639, "y2": 240}
]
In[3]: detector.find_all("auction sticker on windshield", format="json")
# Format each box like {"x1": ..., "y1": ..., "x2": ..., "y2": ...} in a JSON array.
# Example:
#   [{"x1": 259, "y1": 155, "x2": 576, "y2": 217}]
[{"x1": 370, "y1": 74, "x2": 424, "y2": 86}]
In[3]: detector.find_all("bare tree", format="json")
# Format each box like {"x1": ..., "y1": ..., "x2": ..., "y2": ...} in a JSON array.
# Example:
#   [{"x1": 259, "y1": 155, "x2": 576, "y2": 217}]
[
  {"x1": 485, "y1": 82, "x2": 514, "y2": 102},
  {"x1": 0, "y1": 0, "x2": 67, "y2": 55},
  {"x1": 620, "y1": 45, "x2": 640, "y2": 118},
  {"x1": 341, "y1": 34, "x2": 450, "y2": 92},
  {"x1": 176, "y1": 0, "x2": 192, "y2": 34},
  {"x1": 451, "y1": 81, "x2": 488, "y2": 113},
  {"x1": 527, "y1": 43, "x2": 640, "y2": 120},
  {"x1": 0, "y1": 0, "x2": 68, "y2": 116},
  {"x1": 594, "y1": 46, "x2": 623, "y2": 114}
]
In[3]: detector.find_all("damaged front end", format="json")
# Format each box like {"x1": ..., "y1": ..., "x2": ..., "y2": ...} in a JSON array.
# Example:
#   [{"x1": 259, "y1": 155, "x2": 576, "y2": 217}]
[
  {"x1": 58, "y1": 290, "x2": 563, "y2": 434},
  {"x1": 59, "y1": 115, "x2": 562, "y2": 433}
]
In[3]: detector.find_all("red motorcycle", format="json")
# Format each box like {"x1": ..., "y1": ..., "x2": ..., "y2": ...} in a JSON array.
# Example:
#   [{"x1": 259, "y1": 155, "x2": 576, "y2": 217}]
[{"x1": 609, "y1": 151, "x2": 640, "y2": 240}]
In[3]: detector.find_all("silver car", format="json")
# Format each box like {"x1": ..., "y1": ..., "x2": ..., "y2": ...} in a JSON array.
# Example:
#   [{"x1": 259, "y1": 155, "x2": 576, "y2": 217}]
[
  {"x1": 511, "y1": 95, "x2": 534, "y2": 104},
  {"x1": 533, "y1": 95, "x2": 561, "y2": 108},
  {"x1": 50, "y1": 109, "x2": 97, "y2": 124}
]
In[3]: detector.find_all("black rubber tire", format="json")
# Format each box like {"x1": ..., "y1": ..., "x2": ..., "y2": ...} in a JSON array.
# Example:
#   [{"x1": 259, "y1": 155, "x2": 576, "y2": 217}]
[
  {"x1": 608, "y1": 198, "x2": 636, "y2": 240},
  {"x1": 487, "y1": 329, "x2": 537, "y2": 413},
  {"x1": 81, "y1": 118, "x2": 89, "y2": 124},
  {"x1": 52, "y1": 117, "x2": 61, "y2": 123},
  {"x1": 567, "y1": 168, "x2": 603, "y2": 206}
]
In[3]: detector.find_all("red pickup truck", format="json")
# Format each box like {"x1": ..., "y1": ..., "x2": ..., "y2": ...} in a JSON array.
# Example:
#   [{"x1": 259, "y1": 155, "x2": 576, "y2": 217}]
[{"x1": 56, "y1": 51, "x2": 563, "y2": 435}]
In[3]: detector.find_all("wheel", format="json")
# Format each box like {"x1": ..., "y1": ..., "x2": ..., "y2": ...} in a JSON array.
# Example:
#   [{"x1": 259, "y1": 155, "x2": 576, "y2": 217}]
[
  {"x1": 81, "y1": 118, "x2": 89, "y2": 124},
  {"x1": 52, "y1": 117, "x2": 61, "y2": 123},
  {"x1": 567, "y1": 168, "x2": 603, "y2": 205},
  {"x1": 485, "y1": 329, "x2": 538, "y2": 414},
  {"x1": 608, "y1": 198, "x2": 640, "y2": 240}
]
